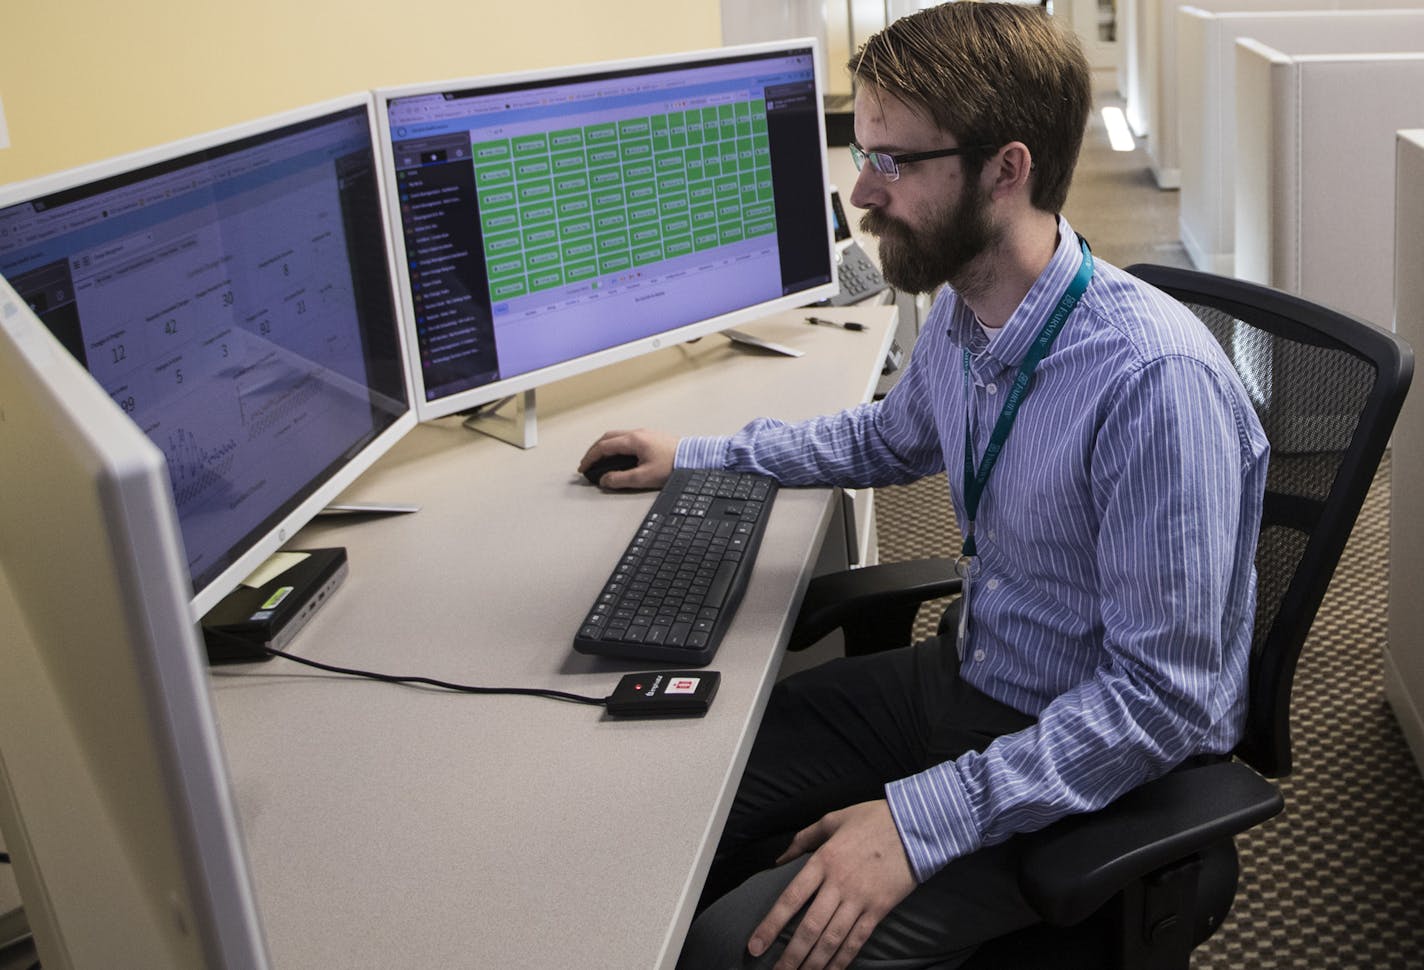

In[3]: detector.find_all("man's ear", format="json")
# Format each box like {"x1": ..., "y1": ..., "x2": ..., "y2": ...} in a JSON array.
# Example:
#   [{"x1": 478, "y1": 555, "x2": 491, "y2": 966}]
[{"x1": 984, "y1": 141, "x2": 1033, "y2": 200}]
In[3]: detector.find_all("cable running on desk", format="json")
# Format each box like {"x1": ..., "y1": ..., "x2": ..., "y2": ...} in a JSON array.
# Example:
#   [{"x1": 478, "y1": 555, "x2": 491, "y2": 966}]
[{"x1": 260, "y1": 647, "x2": 610, "y2": 707}]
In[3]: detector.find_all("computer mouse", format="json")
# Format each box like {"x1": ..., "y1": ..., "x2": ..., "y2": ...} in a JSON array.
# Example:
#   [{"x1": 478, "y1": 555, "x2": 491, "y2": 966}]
[{"x1": 583, "y1": 452, "x2": 640, "y2": 487}]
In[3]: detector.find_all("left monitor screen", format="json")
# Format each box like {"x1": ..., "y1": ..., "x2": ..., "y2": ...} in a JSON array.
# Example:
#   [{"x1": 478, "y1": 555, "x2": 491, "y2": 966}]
[{"x1": 0, "y1": 96, "x2": 413, "y2": 616}]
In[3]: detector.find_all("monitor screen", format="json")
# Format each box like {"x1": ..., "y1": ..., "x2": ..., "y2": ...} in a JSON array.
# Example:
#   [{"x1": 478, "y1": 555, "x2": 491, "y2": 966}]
[
  {"x1": 0, "y1": 275, "x2": 269, "y2": 969},
  {"x1": 0, "y1": 94, "x2": 416, "y2": 617},
  {"x1": 376, "y1": 40, "x2": 836, "y2": 420}
]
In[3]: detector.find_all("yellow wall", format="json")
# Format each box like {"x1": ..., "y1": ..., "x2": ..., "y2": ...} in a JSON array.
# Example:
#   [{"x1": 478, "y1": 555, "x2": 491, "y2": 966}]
[{"x1": 0, "y1": 0, "x2": 723, "y2": 185}]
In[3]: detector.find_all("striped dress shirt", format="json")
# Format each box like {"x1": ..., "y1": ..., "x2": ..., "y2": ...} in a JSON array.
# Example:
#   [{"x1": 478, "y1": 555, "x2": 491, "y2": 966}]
[{"x1": 676, "y1": 217, "x2": 1271, "y2": 882}]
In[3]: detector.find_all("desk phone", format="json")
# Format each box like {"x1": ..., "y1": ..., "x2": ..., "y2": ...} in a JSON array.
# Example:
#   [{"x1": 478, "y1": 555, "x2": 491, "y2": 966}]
[{"x1": 823, "y1": 189, "x2": 889, "y2": 307}]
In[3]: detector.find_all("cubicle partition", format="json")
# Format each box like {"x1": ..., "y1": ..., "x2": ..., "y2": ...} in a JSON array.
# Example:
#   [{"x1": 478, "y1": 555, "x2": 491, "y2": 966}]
[
  {"x1": 1388, "y1": 129, "x2": 1424, "y2": 782},
  {"x1": 1177, "y1": 8, "x2": 1424, "y2": 275},
  {"x1": 1123, "y1": 0, "x2": 1424, "y2": 191},
  {"x1": 1234, "y1": 40, "x2": 1424, "y2": 331}
]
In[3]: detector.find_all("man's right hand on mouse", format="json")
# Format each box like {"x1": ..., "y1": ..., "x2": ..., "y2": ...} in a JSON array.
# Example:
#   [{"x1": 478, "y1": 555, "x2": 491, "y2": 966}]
[{"x1": 578, "y1": 429, "x2": 679, "y2": 490}]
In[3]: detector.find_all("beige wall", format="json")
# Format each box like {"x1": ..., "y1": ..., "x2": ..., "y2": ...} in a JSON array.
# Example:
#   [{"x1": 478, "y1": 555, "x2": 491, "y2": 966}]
[{"x1": 0, "y1": 0, "x2": 722, "y2": 185}]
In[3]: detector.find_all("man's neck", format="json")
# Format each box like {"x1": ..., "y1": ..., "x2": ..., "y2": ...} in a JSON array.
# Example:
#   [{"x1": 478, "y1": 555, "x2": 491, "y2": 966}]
[{"x1": 955, "y1": 209, "x2": 1062, "y2": 330}]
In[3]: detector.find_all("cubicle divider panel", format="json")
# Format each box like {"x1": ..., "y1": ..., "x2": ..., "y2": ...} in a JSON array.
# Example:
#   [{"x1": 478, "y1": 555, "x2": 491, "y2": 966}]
[
  {"x1": 1132, "y1": 0, "x2": 1424, "y2": 193},
  {"x1": 1235, "y1": 46, "x2": 1424, "y2": 332},
  {"x1": 1178, "y1": 7, "x2": 1424, "y2": 276},
  {"x1": 1387, "y1": 129, "x2": 1424, "y2": 782}
]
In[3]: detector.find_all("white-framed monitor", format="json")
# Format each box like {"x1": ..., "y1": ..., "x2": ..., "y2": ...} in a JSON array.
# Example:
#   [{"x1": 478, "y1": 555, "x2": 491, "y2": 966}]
[
  {"x1": 375, "y1": 39, "x2": 837, "y2": 445},
  {"x1": 0, "y1": 93, "x2": 417, "y2": 618},
  {"x1": 0, "y1": 275, "x2": 269, "y2": 968}
]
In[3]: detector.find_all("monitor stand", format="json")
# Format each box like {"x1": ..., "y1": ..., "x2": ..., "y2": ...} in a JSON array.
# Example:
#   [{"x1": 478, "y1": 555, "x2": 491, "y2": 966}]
[
  {"x1": 463, "y1": 389, "x2": 538, "y2": 449},
  {"x1": 723, "y1": 328, "x2": 805, "y2": 358},
  {"x1": 318, "y1": 502, "x2": 421, "y2": 518}
]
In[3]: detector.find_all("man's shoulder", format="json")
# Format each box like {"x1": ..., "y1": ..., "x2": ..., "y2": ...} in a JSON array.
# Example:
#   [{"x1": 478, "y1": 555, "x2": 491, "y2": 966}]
[
  {"x1": 1075, "y1": 262, "x2": 1265, "y2": 447},
  {"x1": 1078, "y1": 260, "x2": 1231, "y2": 368}
]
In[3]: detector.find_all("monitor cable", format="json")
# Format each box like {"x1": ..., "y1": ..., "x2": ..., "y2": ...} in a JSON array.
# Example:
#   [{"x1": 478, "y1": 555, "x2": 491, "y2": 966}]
[
  {"x1": 260, "y1": 646, "x2": 612, "y2": 708},
  {"x1": 207, "y1": 632, "x2": 718, "y2": 717}
]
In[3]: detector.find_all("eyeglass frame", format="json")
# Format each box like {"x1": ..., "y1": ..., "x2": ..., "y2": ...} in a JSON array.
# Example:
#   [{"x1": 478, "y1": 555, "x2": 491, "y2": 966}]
[{"x1": 849, "y1": 141, "x2": 996, "y2": 182}]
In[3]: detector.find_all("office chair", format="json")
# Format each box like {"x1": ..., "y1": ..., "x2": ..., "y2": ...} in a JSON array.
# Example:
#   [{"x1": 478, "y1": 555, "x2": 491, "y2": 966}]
[{"x1": 788, "y1": 265, "x2": 1413, "y2": 969}]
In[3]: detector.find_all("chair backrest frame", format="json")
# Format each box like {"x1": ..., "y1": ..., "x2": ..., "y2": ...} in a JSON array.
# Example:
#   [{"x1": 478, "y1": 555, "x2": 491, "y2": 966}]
[{"x1": 1127, "y1": 264, "x2": 1412, "y2": 777}]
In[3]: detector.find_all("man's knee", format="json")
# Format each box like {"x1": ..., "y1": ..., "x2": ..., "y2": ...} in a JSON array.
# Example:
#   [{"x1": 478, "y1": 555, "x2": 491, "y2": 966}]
[{"x1": 678, "y1": 859, "x2": 807, "y2": 970}]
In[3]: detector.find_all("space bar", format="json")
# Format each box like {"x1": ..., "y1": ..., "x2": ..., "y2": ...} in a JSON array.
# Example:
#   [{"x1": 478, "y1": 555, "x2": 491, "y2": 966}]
[{"x1": 704, "y1": 560, "x2": 738, "y2": 609}]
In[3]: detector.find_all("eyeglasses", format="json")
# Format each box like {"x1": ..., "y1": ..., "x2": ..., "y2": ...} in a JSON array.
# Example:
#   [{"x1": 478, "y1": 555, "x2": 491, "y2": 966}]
[{"x1": 849, "y1": 141, "x2": 994, "y2": 182}]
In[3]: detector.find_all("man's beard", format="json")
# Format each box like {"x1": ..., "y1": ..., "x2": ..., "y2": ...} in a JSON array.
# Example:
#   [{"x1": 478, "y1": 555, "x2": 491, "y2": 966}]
[{"x1": 859, "y1": 179, "x2": 999, "y2": 295}]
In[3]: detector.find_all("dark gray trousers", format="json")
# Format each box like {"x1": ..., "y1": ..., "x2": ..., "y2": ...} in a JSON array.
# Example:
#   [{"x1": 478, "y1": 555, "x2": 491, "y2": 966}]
[{"x1": 677, "y1": 634, "x2": 1041, "y2": 969}]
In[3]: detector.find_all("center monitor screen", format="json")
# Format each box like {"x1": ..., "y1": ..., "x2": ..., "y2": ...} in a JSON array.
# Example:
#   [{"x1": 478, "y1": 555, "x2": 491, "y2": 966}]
[{"x1": 378, "y1": 41, "x2": 835, "y2": 418}]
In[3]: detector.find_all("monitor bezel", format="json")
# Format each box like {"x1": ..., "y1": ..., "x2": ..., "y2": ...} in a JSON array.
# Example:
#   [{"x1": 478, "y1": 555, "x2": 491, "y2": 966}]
[
  {"x1": 0, "y1": 92, "x2": 419, "y2": 619},
  {"x1": 0, "y1": 274, "x2": 270, "y2": 968},
  {"x1": 373, "y1": 38, "x2": 838, "y2": 423}
]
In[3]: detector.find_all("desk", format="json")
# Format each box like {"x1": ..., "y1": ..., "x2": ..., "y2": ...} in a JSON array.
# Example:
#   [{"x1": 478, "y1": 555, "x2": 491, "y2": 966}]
[{"x1": 209, "y1": 305, "x2": 897, "y2": 969}]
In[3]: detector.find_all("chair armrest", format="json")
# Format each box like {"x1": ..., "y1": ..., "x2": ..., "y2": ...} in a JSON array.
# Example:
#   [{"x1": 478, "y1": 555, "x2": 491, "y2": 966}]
[
  {"x1": 1017, "y1": 761, "x2": 1284, "y2": 926},
  {"x1": 790, "y1": 558, "x2": 962, "y2": 651}
]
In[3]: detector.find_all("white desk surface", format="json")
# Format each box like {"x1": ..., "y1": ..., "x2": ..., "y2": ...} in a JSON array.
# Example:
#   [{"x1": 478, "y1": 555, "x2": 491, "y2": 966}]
[{"x1": 210, "y1": 305, "x2": 897, "y2": 970}]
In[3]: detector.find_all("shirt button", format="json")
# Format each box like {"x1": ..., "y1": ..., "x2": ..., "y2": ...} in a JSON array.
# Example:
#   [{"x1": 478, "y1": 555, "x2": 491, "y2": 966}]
[
  {"x1": 974, "y1": 649, "x2": 986, "y2": 662},
  {"x1": 986, "y1": 382, "x2": 999, "y2": 395},
  {"x1": 987, "y1": 578, "x2": 1000, "y2": 590}
]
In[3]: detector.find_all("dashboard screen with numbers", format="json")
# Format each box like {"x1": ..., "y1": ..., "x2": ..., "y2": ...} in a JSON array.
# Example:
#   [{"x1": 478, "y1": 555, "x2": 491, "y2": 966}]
[{"x1": 0, "y1": 95, "x2": 414, "y2": 615}]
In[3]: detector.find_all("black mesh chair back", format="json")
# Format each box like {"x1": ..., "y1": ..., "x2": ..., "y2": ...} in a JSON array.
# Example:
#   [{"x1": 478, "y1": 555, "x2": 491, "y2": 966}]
[{"x1": 1126, "y1": 265, "x2": 1412, "y2": 778}]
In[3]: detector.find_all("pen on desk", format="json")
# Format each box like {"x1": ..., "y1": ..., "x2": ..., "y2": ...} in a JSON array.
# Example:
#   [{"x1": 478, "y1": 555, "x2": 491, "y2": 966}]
[{"x1": 805, "y1": 316, "x2": 867, "y2": 332}]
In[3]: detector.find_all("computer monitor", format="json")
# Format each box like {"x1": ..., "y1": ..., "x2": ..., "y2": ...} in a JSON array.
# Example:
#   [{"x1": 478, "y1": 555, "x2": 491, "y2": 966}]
[
  {"x1": 0, "y1": 94, "x2": 416, "y2": 618},
  {"x1": 375, "y1": 39, "x2": 836, "y2": 444},
  {"x1": 0, "y1": 276, "x2": 269, "y2": 968}
]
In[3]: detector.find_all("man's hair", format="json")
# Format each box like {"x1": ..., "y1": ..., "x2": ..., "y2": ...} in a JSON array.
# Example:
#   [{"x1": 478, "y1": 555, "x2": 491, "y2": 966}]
[{"x1": 848, "y1": 1, "x2": 1092, "y2": 213}]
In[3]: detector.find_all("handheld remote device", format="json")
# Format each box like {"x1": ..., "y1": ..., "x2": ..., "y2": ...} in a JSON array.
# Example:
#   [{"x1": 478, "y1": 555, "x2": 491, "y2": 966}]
[{"x1": 606, "y1": 671, "x2": 721, "y2": 718}]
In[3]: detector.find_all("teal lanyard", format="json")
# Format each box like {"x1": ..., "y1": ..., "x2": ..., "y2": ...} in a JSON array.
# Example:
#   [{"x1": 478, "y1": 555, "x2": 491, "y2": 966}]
[{"x1": 960, "y1": 238, "x2": 1093, "y2": 562}]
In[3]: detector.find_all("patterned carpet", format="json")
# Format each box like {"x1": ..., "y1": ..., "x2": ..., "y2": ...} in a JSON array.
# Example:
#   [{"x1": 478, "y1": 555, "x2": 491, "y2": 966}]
[{"x1": 873, "y1": 456, "x2": 1424, "y2": 968}]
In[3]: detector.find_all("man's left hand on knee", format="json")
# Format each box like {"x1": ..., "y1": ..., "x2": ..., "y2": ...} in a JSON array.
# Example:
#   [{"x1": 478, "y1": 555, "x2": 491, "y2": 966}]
[{"x1": 748, "y1": 799, "x2": 917, "y2": 970}]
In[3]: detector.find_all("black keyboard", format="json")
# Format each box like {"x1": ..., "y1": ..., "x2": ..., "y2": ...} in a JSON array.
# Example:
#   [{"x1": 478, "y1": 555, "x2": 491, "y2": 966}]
[{"x1": 574, "y1": 469, "x2": 778, "y2": 666}]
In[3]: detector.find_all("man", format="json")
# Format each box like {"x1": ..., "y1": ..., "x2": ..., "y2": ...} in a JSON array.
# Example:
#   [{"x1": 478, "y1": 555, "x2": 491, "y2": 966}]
[{"x1": 579, "y1": 3, "x2": 1269, "y2": 967}]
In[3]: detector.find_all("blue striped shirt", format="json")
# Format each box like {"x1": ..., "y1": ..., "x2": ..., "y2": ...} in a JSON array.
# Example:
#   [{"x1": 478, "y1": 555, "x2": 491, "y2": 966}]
[{"x1": 677, "y1": 217, "x2": 1270, "y2": 882}]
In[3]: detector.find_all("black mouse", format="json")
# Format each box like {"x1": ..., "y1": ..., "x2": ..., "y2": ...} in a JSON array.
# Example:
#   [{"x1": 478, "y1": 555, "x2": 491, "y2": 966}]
[{"x1": 583, "y1": 452, "x2": 640, "y2": 487}]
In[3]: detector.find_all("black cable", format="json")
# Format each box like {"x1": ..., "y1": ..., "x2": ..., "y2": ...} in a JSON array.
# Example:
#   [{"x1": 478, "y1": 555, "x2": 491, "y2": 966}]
[
  {"x1": 0, "y1": 852, "x2": 9, "y2": 864},
  {"x1": 261, "y1": 646, "x2": 611, "y2": 708}
]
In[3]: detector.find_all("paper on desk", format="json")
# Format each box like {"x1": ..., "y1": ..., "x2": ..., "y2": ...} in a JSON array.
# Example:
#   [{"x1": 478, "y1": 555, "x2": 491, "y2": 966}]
[{"x1": 241, "y1": 551, "x2": 309, "y2": 588}]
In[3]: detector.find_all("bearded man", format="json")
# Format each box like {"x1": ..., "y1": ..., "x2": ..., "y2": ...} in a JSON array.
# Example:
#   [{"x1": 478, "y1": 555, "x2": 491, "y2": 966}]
[{"x1": 580, "y1": 4, "x2": 1269, "y2": 967}]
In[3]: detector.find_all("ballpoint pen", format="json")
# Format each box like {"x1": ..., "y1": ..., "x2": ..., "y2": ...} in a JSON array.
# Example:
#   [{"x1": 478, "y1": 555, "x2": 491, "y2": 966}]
[{"x1": 805, "y1": 315, "x2": 867, "y2": 331}]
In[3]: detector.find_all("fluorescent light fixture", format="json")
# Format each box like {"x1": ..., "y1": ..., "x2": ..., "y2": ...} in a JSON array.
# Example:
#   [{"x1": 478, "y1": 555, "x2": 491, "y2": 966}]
[{"x1": 1101, "y1": 106, "x2": 1135, "y2": 152}]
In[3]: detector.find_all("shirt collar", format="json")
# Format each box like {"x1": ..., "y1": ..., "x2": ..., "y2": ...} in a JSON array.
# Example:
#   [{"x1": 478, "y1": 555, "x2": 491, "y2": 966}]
[{"x1": 939, "y1": 215, "x2": 1086, "y2": 367}]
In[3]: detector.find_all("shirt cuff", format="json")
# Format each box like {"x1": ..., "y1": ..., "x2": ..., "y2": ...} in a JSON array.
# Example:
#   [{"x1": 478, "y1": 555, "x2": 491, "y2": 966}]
[
  {"x1": 674, "y1": 435, "x2": 731, "y2": 469},
  {"x1": 885, "y1": 763, "x2": 983, "y2": 883}
]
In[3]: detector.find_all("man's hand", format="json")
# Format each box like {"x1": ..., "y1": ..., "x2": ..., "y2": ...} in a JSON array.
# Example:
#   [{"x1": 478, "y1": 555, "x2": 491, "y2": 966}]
[
  {"x1": 578, "y1": 428, "x2": 679, "y2": 490},
  {"x1": 748, "y1": 800, "x2": 917, "y2": 970}
]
